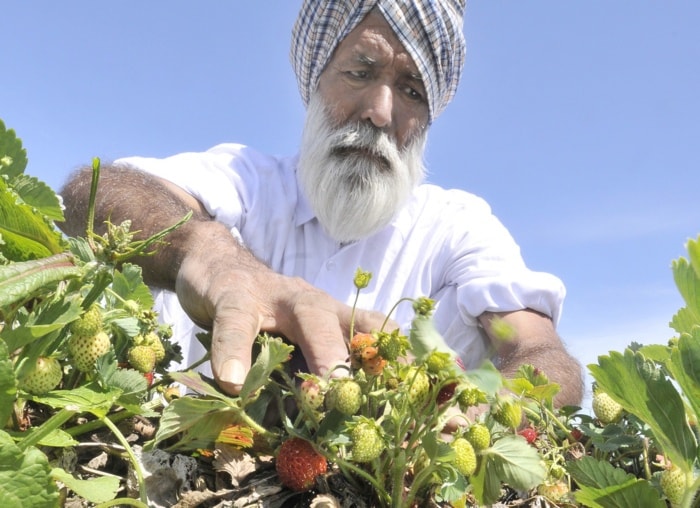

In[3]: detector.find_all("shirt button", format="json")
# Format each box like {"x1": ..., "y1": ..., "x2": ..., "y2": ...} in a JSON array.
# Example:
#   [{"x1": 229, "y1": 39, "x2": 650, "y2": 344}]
[{"x1": 326, "y1": 261, "x2": 335, "y2": 270}]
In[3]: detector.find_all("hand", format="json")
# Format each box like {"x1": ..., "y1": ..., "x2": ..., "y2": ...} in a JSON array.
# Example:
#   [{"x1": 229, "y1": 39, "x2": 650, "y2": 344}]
[{"x1": 175, "y1": 221, "x2": 393, "y2": 395}]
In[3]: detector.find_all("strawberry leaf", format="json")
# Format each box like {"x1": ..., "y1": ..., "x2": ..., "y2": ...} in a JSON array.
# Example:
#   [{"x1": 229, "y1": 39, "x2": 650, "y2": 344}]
[
  {"x1": 666, "y1": 330, "x2": 700, "y2": 430},
  {"x1": 568, "y1": 456, "x2": 665, "y2": 508},
  {"x1": 50, "y1": 468, "x2": 120, "y2": 504},
  {"x1": 589, "y1": 349, "x2": 698, "y2": 471},
  {"x1": 0, "y1": 342, "x2": 16, "y2": 427},
  {"x1": 0, "y1": 119, "x2": 28, "y2": 179},
  {"x1": 0, "y1": 429, "x2": 60, "y2": 507}
]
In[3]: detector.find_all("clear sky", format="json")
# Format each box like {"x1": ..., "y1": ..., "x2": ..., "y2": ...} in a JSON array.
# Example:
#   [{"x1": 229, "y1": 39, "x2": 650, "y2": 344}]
[{"x1": 3, "y1": 2, "x2": 699, "y2": 403}]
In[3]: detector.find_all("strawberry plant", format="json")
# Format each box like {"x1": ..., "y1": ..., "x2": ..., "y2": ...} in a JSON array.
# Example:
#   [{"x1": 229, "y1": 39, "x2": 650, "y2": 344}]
[{"x1": 3, "y1": 116, "x2": 700, "y2": 507}]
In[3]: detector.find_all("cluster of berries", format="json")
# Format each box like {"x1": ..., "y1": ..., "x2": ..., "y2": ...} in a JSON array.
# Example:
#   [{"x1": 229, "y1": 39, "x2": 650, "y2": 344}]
[{"x1": 18, "y1": 300, "x2": 169, "y2": 395}]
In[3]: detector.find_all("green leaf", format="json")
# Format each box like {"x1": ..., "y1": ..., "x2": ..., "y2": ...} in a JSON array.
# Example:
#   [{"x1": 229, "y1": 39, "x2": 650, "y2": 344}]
[
  {"x1": 0, "y1": 119, "x2": 28, "y2": 179},
  {"x1": 2, "y1": 295, "x2": 82, "y2": 352},
  {"x1": 588, "y1": 350, "x2": 697, "y2": 471},
  {"x1": 568, "y1": 456, "x2": 665, "y2": 508},
  {"x1": 110, "y1": 263, "x2": 154, "y2": 310},
  {"x1": 666, "y1": 331, "x2": 700, "y2": 429},
  {"x1": 11, "y1": 174, "x2": 64, "y2": 222},
  {"x1": 409, "y1": 313, "x2": 457, "y2": 363},
  {"x1": 670, "y1": 307, "x2": 699, "y2": 336},
  {"x1": 687, "y1": 236, "x2": 700, "y2": 280},
  {"x1": 51, "y1": 467, "x2": 120, "y2": 504},
  {"x1": 239, "y1": 334, "x2": 294, "y2": 402},
  {"x1": 32, "y1": 384, "x2": 122, "y2": 419},
  {"x1": 0, "y1": 178, "x2": 65, "y2": 261},
  {"x1": 0, "y1": 429, "x2": 60, "y2": 507},
  {"x1": 169, "y1": 370, "x2": 230, "y2": 400},
  {"x1": 472, "y1": 434, "x2": 546, "y2": 505},
  {"x1": 150, "y1": 396, "x2": 240, "y2": 451},
  {"x1": 0, "y1": 253, "x2": 83, "y2": 309},
  {"x1": 673, "y1": 256, "x2": 700, "y2": 323},
  {"x1": 0, "y1": 341, "x2": 17, "y2": 426}
]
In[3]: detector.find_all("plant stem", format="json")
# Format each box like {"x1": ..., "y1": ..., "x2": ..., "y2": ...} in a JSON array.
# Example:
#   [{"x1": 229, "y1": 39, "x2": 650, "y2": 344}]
[
  {"x1": 101, "y1": 414, "x2": 148, "y2": 505},
  {"x1": 17, "y1": 405, "x2": 78, "y2": 451}
]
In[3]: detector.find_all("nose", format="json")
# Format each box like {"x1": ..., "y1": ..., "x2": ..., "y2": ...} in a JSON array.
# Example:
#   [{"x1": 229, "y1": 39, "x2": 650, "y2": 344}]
[{"x1": 361, "y1": 84, "x2": 393, "y2": 130}]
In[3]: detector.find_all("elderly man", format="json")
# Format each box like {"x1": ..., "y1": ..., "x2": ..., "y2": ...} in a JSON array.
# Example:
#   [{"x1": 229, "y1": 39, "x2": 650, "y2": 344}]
[{"x1": 60, "y1": 0, "x2": 583, "y2": 408}]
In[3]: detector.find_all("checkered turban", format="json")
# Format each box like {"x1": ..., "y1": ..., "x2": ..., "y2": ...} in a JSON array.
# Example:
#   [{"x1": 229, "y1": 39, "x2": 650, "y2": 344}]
[{"x1": 290, "y1": 0, "x2": 466, "y2": 122}]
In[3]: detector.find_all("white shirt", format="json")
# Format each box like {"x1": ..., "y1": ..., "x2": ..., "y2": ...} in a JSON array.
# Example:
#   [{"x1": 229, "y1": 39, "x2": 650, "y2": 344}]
[{"x1": 117, "y1": 143, "x2": 565, "y2": 372}]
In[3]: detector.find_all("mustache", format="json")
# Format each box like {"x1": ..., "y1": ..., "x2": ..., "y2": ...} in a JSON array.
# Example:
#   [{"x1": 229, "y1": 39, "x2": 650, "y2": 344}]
[{"x1": 328, "y1": 123, "x2": 397, "y2": 172}]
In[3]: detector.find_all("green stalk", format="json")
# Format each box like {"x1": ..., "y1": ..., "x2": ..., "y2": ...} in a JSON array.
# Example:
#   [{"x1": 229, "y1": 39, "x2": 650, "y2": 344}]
[
  {"x1": 101, "y1": 414, "x2": 148, "y2": 505},
  {"x1": 335, "y1": 457, "x2": 390, "y2": 505},
  {"x1": 95, "y1": 499, "x2": 148, "y2": 508},
  {"x1": 17, "y1": 405, "x2": 78, "y2": 451}
]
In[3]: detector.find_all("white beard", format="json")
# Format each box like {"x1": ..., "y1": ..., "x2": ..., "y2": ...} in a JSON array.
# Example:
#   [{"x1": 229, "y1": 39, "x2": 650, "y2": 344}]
[{"x1": 297, "y1": 93, "x2": 427, "y2": 243}]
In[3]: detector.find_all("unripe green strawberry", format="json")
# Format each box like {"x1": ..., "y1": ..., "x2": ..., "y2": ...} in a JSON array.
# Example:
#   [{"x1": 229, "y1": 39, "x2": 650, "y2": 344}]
[
  {"x1": 326, "y1": 379, "x2": 362, "y2": 415},
  {"x1": 457, "y1": 382, "x2": 487, "y2": 410},
  {"x1": 425, "y1": 350, "x2": 451, "y2": 374},
  {"x1": 592, "y1": 390, "x2": 624, "y2": 424},
  {"x1": 405, "y1": 367, "x2": 430, "y2": 406},
  {"x1": 465, "y1": 423, "x2": 491, "y2": 451},
  {"x1": 492, "y1": 396, "x2": 522, "y2": 430},
  {"x1": 376, "y1": 330, "x2": 404, "y2": 362},
  {"x1": 69, "y1": 331, "x2": 111, "y2": 371},
  {"x1": 351, "y1": 419, "x2": 384, "y2": 463},
  {"x1": 140, "y1": 331, "x2": 166, "y2": 363},
  {"x1": 660, "y1": 465, "x2": 687, "y2": 506},
  {"x1": 452, "y1": 437, "x2": 477, "y2": 477},
  {"x1": 69, "y1": 305, "x2": 103, "y2": 337},
  {"x1": 20, "y1": 357, "x2": 62, "y2": 395},
  {"x1": 537, "y1": 480, "x2": 569, "y2": 502},
  {"x1": 128, "y1": 345, "x2": 156, "y2": 373}
]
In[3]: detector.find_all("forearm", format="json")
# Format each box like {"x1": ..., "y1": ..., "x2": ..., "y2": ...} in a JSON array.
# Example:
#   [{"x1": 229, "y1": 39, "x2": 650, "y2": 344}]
[
  {"x1": 496, "y1": 341, "x2": 584, "y2": 408},
  {"x1": 59, "y1": 164, "x2": 224, "y2": 289},
  {"x1": 481, "y1": 310, "x2": 584, "y2": 408}
]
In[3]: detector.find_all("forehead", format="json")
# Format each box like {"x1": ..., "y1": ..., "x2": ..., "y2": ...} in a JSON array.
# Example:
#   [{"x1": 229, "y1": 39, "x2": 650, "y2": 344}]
[{"x1": 331, "y1": 10, "x2": 421, "y2": 76}]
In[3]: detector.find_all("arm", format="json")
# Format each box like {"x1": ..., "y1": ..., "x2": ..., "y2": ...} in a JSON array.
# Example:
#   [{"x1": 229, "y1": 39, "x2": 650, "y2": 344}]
[
  {"x1": 479, "y1": 308, "x2": 584, "y2": 408},
  {"x1": 59, "y1": 164, "x2": 390, "y2": 394}
]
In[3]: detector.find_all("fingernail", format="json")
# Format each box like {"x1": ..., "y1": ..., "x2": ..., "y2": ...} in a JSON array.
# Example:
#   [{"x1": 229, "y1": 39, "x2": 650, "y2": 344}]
[{"x1": 221, "y1": 359, "x2": 246, "y2": 386}]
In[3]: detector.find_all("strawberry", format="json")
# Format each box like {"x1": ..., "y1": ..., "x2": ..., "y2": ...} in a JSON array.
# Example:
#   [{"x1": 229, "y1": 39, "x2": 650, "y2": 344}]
[
  {"x1": 491, "y1": 396, "x2": 522, "y2": 430},
  {"x1": 350, "y1": 419, "x2": 384, "y2": 463},
  {"x1": 275, "y1": 437, "x2": 327, "y2": 492},
  {"x1": 592, "y1": 390, "x2": 624, "y2": 424},
  {"x1": 362, "y1": 354, "x2": 387, "y2": 376},
  {"x1": 326, "y1": 379, "x2": 362, "y2": 415},
  {"x1": 465, "y1": 423, "x2": 491, "y2": 451},
  {"x1": 300, "y1": 378, "x2": 324, "y2": 410},
  {"x1": 537, "y1": 480, "x2": 569, "y2": 502},
  {"x1": 425, "y1": 350, "x2": 452, "y2": 374},
  {"x1": 518, "y1": 427, "x2": 538, "y2": 445},
  {"x1": 660, "y1": 465, "x2": 687, "y2": 505},
  {"x1": 457, "y1": 382, "x2": 487, "y2": 410},
  {"x1": 20, "y1": 357, "x2": 62, "y2": 395},
  {"x1": 68, "y1": 331, "x2": 111, "y2": 372},
  {"x1": 405, "y1": 367, "x2": 430, "y2": 406},
  {"x1": 376, "y1": 330, "x2": 405, "y2": 361},
  {"x1": 128, "y1": 345, "x2": 156, "y2": 374},
  {"x1": 143, "y1": 331, "x2": 166, "y2": 363},
  {"x1": 69, "y1": 304, "x2": 103, "y2": 337},
  {"x1": 451, "y1": 437, "x2": 477, "y2": 477},
  {"x1": 350, "y1": 332, "x2": 376, "y2": 369}
]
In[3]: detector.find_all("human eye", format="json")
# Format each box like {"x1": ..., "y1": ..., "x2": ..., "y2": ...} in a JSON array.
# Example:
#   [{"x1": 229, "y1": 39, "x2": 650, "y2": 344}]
[
  {"x1": 403, "y1": 84, "x2": 425, "y2": 103},
  {"x1": 346, "y1": 69, "x2": 370, "y2": 80}
]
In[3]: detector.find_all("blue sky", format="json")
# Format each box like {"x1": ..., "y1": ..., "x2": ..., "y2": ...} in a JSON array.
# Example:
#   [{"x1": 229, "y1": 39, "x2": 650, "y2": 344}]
[{"x1": 3, "y1": 2, "x2": 699, "y2": 402}]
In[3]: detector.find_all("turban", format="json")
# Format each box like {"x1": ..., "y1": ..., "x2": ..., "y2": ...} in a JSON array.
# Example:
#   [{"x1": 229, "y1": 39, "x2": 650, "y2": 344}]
[{"x1": 290, "y1": 0, "x2": 466, "y2": 122}]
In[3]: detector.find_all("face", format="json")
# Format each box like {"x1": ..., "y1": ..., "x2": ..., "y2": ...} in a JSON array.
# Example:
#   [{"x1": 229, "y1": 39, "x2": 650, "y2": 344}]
[
  {"x1": 296, "y1": 10, "x2": 430, "y2": 243},
  {"x1": 316, "y1": 9, "x2": 430, "y2": 149}
]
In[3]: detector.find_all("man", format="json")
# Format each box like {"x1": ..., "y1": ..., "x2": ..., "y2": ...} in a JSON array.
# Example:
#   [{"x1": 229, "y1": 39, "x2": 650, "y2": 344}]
[{"x1": 60, "y1": 0, "x2": 583, "y2": 409}]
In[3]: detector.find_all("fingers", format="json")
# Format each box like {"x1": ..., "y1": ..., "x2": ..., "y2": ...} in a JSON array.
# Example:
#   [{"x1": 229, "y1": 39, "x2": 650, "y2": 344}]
[
  {"x1": 351, "y1": 307, "x2": 400, "y2": 334},
  {"x1": 209, "y1": 301, "x2": 262, "y2": 396}
]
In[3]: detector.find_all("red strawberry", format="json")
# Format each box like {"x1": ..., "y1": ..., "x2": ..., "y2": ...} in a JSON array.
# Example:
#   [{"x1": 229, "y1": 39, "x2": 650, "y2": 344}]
[
  {"x1": 275, "y1": 438, "x2": 327, "y2": 492},
  {"x1": 518, "y1": 427, "x2": 538, "y2": 444}
]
